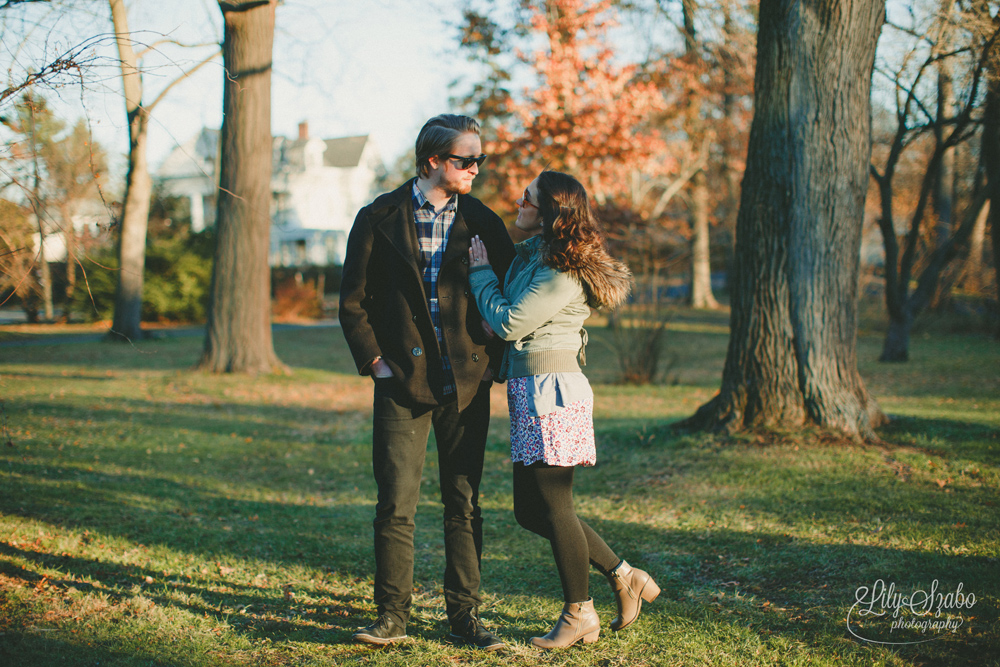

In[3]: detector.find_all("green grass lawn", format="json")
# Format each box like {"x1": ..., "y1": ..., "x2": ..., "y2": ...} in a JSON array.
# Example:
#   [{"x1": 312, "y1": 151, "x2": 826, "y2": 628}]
[{"x1": 0, "y1": 312, "x2": 997, "y2": 666}]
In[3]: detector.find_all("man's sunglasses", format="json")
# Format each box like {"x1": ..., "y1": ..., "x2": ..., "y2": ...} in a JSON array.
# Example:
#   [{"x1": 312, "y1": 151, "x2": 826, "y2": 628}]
[{"x1": 445, "y1": 154, "x2": 488, "y2": 170}]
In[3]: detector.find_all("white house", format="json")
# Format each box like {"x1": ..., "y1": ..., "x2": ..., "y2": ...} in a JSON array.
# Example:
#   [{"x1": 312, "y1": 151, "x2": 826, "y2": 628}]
[
  {"x1": 156, "y1": 122, "x2": 384, "y2": 266},
  {"x1": 27, "y1": 199, "x2": 110, "y2": 262}
]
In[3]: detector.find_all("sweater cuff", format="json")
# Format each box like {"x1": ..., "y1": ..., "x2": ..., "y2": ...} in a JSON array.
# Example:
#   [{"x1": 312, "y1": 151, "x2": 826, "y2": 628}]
[{"x1": 469, "y1": 265, "x2": 493, "y2": 275}]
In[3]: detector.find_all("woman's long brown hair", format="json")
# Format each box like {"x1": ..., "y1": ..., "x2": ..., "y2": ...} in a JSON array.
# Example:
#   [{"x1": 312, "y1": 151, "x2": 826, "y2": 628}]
[{"x1": 537, "y1": 170, "x2": 608, "y2": 273}]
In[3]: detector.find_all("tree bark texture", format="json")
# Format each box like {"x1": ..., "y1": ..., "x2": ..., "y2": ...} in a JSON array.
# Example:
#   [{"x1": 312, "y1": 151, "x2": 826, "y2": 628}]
[
  {"x1": 109, "y1": 0, "x2": 151, "y2": 342},
  {"x1": 685, "y1": 0, "x2": 888, "y2": 440},
  {"x1": 199, "y1": 0, "x2": 282, "y2": 373}
]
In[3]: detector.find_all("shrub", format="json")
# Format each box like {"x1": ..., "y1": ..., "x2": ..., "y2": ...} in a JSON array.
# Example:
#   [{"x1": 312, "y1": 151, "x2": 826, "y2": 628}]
[
  {"x1": 608, "y1": 304, "x2": 677, "y2": 385},
  {"x1": 74, "y1": 230, "x2": 215, "y2": 323},
  {"x1": 272, "y1": 277, "x2": 323, "y2": 321}
]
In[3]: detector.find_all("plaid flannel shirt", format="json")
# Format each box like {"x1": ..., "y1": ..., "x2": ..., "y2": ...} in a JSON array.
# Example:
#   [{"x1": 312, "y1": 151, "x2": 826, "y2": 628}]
[{"x1": 412, "y1": 182, "x2": 457, "y2": 396}]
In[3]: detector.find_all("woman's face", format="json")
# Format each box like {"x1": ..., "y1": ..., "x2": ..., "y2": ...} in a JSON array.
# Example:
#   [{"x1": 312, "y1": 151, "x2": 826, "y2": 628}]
[{"x1": 514, "y1": 177, "x2": 542, "y2": 235}]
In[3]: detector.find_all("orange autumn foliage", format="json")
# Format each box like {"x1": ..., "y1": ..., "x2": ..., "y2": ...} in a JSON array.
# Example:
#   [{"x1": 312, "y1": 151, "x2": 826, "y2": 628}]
[{"x1": 485, "y1": 0, "x2": 670, "y2": 206}]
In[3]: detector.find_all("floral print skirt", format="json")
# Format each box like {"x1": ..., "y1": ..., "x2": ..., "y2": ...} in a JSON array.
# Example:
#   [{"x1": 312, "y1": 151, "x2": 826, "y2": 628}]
[{"x1": 507, "y1": 375, "x2": 596, "y2": 467}]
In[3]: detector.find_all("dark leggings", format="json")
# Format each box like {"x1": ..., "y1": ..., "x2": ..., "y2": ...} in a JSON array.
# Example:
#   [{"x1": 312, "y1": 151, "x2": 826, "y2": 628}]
[{"x1": 513, "y1": 462, "x2": 621, "y2": 603}]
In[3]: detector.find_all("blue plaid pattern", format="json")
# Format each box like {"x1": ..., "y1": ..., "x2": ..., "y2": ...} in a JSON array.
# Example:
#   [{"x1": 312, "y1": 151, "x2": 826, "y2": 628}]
[{"x1": 412, "y1": 182, "x2": 457, "y2": 396}]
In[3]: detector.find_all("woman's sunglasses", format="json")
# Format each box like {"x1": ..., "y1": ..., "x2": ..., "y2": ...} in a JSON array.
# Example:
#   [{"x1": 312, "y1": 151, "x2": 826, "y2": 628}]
[
  {"x1": 520, "y1": 187, "x2": 538, "y2": 209},
  {"x1": 445, "y1": 154, "x2": 488, "y2": 170}
]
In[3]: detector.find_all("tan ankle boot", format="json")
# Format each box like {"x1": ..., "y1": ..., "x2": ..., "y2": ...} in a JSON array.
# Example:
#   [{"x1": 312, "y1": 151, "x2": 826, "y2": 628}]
[
  {"x1": 530, "y1": 598, "x2": 600, "y2": 649},
  {"x1": 607, "y1": 560, "x2": 660, "y2": 631}
]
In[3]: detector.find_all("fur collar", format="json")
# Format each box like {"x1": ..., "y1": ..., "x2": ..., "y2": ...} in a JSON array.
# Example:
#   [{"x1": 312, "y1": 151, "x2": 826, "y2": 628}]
[
  {"x1": 571, "y1": 248, "x2": 632, "y2": 310},
  {"x1": 517, "y1": 235, "x2": 632, "y2": 310}
]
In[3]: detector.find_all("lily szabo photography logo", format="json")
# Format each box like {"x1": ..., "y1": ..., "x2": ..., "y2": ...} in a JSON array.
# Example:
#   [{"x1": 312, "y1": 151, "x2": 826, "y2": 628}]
[{"x1": 847, "y1": 579, "x2": 977, "y2": 645}]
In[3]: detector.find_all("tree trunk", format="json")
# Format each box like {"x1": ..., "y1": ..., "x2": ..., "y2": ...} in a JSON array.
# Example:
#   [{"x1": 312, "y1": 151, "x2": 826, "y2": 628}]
[
  {"x1": 199, "y1": 0, "x2": 283, "y2": 374},
  {"x1": 109, "y1": 0, "x2": 151, "y2": 342},
  {"x1": 681, "y1": 0, "x2": 718, "y2": 310},
  {"x1": 930, "y1": 21, "x2": 956, "y2": 311},
  {"x1": 873, "y1": 5, "x2": 999, "y2": 353},
  {"x1": 880, "y1": 311, "x2": 912, "y2": 362},
  {"x1": 689, "y1": 170, "x2": 719, "y2": 309},
  {"x1": 955, "y1": 201, "x2": 989, "y2": 292},
  {"x1": 36, "y1": 217, "x2": 53, "y2": 321},
  {"x1": 982, "y1": 25, "x2": 1000, "y2": 339},
  {"x1": 61, "y1": 202, "x2": 77, "y2": 321},
  {"x1": 26, "y1": 101, "x2": 54, "y2": 322},
  {"x1": 683, "y1": 0, "x2": 888, "y2": 441},
  {"x1": 720, "y1": 6, "x2": 742, "y2": 295},
  {"x1": 879, "y1": 187, "x2": 989, "y2": 360},
  {"x1": 933, "y1": 27, "x2": 955, "y2": 246}
]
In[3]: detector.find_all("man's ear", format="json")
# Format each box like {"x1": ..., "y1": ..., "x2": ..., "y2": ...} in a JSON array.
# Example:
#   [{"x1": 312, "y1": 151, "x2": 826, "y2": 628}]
[{"x1": 426, "y1": 154, "x2": 441, "y2": 171}]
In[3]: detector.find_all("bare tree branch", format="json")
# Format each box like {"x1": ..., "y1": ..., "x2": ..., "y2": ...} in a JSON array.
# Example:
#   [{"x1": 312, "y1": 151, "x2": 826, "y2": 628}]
[
  {"x1": 137, "y1": 39, "x2": 220, "y2": 59},
  {"x1": 0, "y1": 34, "x2": 120, "y2": 108},
  {"x1": 0, "y1": 58, "x2": 78, "y2": 107},
  {"x1": 885, "y1": 19, "x2": 934, "y2": 44},
  {"x1": 146, "y1": 48, "x2": 221, "y2": 112},
  {"x1": 0, "y1": 0, "x2": 51, "y2": 10},
  {"x1": 648, "y1": 153, "x2": 706, "y2": 219}
]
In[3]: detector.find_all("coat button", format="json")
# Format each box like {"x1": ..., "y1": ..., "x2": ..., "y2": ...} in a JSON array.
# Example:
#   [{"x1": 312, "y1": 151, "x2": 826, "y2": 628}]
[
  {"x1": 471, "y1": 353, "x2": 479, "y2": 362},
  {"x1": 411, "y1": 347, "x2": 423, "y2": 357},
  {"x1": 412, "y1": 315, "x2": 417, "y2": 321},
  {"x1": 464, "y1": 290, "x2": 470, "y2": 296},
  {"x1": 461, "y1": 257, "x2": 468, "y2": 265}
]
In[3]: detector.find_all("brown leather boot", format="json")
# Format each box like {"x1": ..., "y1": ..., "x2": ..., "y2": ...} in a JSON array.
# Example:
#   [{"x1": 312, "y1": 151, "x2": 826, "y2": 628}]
[
  {"x1": 607, "y1": 560, "x2": 660, "y2": 631},
  {"x1": 530, "y1": 598, "x2": 600, "y2": 649}
]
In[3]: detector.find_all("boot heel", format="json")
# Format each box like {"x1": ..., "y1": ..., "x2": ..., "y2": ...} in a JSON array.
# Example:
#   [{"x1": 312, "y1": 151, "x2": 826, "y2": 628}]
[
  {"x1": 640, "y1": 578, "x2": 661, "y2": 603},
  {"x1": 581, "y1": 629, "x2": 600, "y2": 644}
]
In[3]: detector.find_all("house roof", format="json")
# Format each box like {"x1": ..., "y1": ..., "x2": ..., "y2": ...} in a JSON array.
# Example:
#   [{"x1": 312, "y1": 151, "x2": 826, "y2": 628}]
[
  {"x1": 273, "y1": 134, "x2": 370, "y2": 169},
  {"x1": 159, "y1": 129, "x2": 371, "y2": 178},
  {"x1": 158, "y1": 128, "x2": 219, "y2": 179},
  {"x1": 323, "y1": 135, "x2": 369, "y2": 167}
]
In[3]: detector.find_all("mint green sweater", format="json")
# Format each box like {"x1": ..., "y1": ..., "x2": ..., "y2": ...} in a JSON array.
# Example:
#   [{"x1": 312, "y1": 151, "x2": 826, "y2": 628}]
[{"x1": 469, "y1": 235, "x2": 589, "y2": 380}]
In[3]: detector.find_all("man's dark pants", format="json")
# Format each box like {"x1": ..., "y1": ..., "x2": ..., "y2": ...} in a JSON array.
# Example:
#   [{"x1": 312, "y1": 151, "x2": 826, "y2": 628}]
[{"x1": 371, "y1": 378, "x2": 491, "y2": 627}]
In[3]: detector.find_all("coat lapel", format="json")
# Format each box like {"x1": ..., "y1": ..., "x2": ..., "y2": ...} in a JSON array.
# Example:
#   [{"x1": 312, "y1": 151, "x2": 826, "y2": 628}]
[
  {"x1": 372, "y1": 186, "x2": 422, "y2": 282},
  {"x1": 441, "y1": 204, "x2": 472, "y2": 268}
]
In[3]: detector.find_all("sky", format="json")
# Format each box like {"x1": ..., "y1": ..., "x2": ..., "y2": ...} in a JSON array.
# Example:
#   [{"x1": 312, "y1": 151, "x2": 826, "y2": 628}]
[{"x1": 2, "y1": 0, "x2": 487, "y2": 179}]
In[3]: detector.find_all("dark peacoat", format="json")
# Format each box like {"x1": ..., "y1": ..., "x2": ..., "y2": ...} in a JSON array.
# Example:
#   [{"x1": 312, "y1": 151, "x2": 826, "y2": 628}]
[{"x1": 339, "y1": 179, "x2": 515, "y2": 411}]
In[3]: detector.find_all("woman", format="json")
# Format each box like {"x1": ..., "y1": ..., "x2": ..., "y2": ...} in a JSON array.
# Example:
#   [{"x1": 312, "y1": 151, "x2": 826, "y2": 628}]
[{"x1": 468, "y1": 170, "x2": 659, "y2": 649}]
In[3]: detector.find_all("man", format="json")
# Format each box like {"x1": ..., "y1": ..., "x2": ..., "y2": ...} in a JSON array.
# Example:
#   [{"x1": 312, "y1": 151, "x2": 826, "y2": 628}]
[{"x1": 339, "y1": 114, "x2": 515, "y2": 649}]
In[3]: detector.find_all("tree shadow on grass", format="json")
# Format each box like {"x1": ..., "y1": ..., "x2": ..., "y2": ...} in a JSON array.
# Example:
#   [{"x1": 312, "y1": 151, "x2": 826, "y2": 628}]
[
  {"x1": 0, "y1": 370, "x2": 118, "y2": 381},
  {"x1": 0, "y1": 543, "x2": 371, "y2": 644},
  {"x1": 1, "y1": 394, "x2": 997, "y2": 664},
  {"x1": 6, "y1": 395, "x2": 372, "y2": 446},
  {"x1": 1, "y1": 326, "x2": 360, "y2": 375},
  {"x1": 877, "y1": 414, "x2": 1000, "y2": 462},
  {"x1": 0, "y1": 633, "x2": 191, "y2": 667},
  {"x1": 3, "y1": 506, "x2": 995, "y2": 664},
  {"x1": 579, "y1": 519, "x2": 995, "y2": 665},
  {"x1": 583, "y1": 427, "x2": 1000, "y2": 535},
  {"x1": 0, "y1": 460, "x2": 376, "y2": 573}
]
